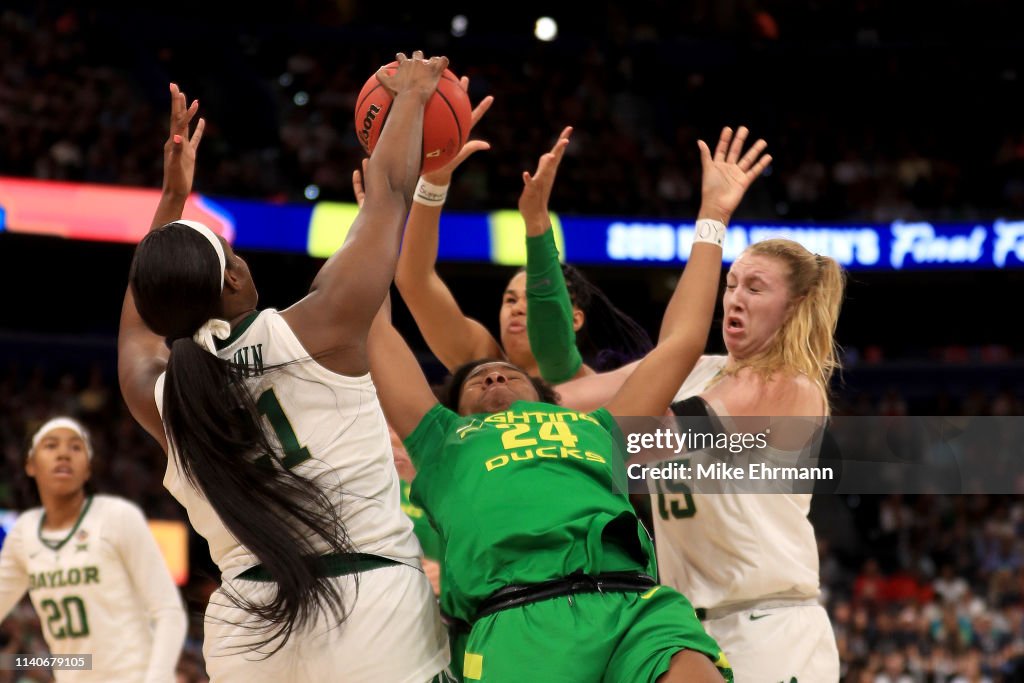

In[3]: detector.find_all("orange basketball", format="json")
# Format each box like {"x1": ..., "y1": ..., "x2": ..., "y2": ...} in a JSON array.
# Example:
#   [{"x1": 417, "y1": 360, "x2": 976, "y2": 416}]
[{"x1": 354, "y1": 62, "x2": 472, "y2": 174}]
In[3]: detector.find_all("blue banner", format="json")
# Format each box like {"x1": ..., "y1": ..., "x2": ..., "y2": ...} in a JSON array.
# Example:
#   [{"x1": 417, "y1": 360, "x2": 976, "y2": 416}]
[{"x1": 3, "y1": 176, "x2": 1023, "y2": 270}]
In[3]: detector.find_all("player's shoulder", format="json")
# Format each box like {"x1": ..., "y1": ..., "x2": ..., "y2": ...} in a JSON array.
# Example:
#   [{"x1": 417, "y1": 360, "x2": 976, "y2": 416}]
[
  {"x1": 766, "y1": 372, "x2": 823, "y2": 413},
  {"x1": 90, "y1": 494, "x2": 146, "y2": 521},
  {"x1": 8, "y1": 506, "x2": 43, "y2": 536},
  {"x1": 728, "y1": 368, "x2": 823, "y2": 416}
]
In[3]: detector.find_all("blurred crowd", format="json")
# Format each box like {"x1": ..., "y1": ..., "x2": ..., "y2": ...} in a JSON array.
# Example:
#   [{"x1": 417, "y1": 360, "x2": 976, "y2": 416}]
[
  {"x1": 3, "y1": 1, "x2": 1024, "y2": 681},
  {"x1": 2, "y1": 4, "x2": 1024, "y2": 221}
]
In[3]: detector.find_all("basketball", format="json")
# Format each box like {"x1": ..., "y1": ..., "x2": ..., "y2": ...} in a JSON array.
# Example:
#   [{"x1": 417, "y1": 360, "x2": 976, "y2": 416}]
[{"x1": 354, "y1": 62, "x2": 472, "y2": 174}]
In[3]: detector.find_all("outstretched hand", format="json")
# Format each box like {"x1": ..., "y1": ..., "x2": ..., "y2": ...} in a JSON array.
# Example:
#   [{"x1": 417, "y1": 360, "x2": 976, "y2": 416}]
[
  {"x1": 696, "y1": 126, "x2": 771, "y2": 224},
  {"x1": 423, "y1": 76, "x2": 494, "y2": 185},
  {"x1": 519, "y1": 126, "x2": 572, "y2": 235},
  {"x1": 376, "y1": 51, "x2": 448, "y2": 102},
  {"x1": 162, "y1": 83, "x2": 205, "y2": 198}
]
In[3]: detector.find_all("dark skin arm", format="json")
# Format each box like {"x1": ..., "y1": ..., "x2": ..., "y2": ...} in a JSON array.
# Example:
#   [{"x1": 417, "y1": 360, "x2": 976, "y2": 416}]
[
  {"x1": 118, "y1": 83, "x2": 205, "y2": 449},
  {"x1": 367, "y1": 299, "x2": 440, "y2": 439},
  {"x1": 281, "y1": 51, "x2": 448, "y2": 376}
]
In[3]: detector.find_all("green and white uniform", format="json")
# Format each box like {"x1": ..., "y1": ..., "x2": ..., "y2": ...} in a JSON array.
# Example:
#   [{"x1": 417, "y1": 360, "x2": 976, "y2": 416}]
[
  {"x1": 0, "y1": 495, "x2": 186, "y2": 682},
  {"x1": 406, "y1": 400, "x2": 730, "y2": 682},
  {"x1": 656, "y1": 355, "x2": 839, "y2": 682},
  {"x1": 156, "y1": 309, "x2": 448, "y2": 682}
]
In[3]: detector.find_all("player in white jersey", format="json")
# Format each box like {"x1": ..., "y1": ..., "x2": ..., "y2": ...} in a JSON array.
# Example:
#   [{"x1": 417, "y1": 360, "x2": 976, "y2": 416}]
[
  {"x1": 655, "y1": 237, "x2": 845, "y2": 682},
  {"x1": 116, "y1": 55, "x2": 450, "y2": 681},
  {"x1": 0, "y1": 417, "x2": 186, "y2": 682}
]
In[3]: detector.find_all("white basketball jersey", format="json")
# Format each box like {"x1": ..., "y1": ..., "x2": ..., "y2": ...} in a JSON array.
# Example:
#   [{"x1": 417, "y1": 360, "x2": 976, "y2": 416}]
[
  {"x1": 0, "y1": 495, "x2": 179, "y2": 682},
  {"x1": 655, "y1": 355, "x2": 821, "y2": 610},
  {"x1": 156, "y1": 309, "x2": 421, "y2": 579}
]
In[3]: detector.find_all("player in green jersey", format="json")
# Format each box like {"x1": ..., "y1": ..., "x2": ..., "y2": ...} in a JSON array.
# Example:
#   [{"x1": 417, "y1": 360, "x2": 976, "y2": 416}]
[{"x1": 369, "y1": 127, "x2": 770, "y2": 682}]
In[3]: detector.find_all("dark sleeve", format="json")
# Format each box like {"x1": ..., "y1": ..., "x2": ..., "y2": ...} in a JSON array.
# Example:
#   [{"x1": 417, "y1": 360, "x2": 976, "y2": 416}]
[
  {"x1": 526, "y1": 230, "x2": 583, "y2": 384},
  {"x1": 813, "y1": 424, "x2": 843, "y2": 495}
]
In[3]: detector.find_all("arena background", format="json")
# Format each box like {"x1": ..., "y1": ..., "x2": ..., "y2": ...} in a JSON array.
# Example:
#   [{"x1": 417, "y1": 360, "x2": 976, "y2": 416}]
[{"x1": 2, "y1": 2, "x2": 1024, "y2": 681}]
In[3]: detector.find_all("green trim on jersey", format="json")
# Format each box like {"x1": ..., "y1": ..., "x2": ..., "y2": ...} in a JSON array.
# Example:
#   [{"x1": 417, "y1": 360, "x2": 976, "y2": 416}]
[
  {"x1": 213, "y1": 310, "x2": 260, "y2": 350},
  {"x1": 38, "y1": 495, "x2": 93, "y2": 551}
]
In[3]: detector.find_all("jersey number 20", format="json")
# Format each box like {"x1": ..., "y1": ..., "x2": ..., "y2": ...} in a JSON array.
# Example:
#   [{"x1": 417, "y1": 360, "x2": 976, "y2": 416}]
[{"x1": 41, "y1": 596, "x2": 89, "y2": 639}]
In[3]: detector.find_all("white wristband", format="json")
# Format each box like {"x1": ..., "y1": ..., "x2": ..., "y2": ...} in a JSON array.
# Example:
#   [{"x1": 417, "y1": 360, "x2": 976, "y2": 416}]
[
  {"x1": 414, "y1": 178, "x2": 449, "y2": 207},
  {"x1": 694, "y1": 219, "x2": 726, "y2": 247}
]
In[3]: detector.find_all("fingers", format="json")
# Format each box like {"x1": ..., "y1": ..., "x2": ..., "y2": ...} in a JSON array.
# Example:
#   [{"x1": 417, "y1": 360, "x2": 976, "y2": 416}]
[
  {"x1": 697, "y1": 139, "x2": 712, "y2": 166},
  {"x1": 190, "y1": 117, "x2": 206, "y2": 149},
  {"x1": 352, "y1": 159, "x2": 369, "y2": 206},
  {"x1": 430, "y1": 55, "x2": 449, "y2": 73},
  {"x1": 522, "y1": 170, "x2": 533, "y2": 186},
  {"x1": 549, "y1": 135, "x2": 570, "y2": 164},
  {"x1": 747, "y1": 153, "x2": 773, "y2": 180},
  {"x1": 460, "y1": 139, "x2": 491, "y2": 158},
  {"x1": 459, "y1": 76, "x2": 470, "y2": 91},
  {"x1": 713, "y1": 127, "x2": 732, "y2": 163},
  {"x1": 411, "y1": 50, "x2": 424, "y2": 60},
  {"x1": 708, "y1": 125, "x2": 770, "y2": 177},
  {"x1": 469, "y1": 95, "x2": 494, "y2": 129},
  {"x1": 726, "y1": 126, "x2": 748, "y2": 164},
  {"x1": 737, "y1": 138, "x2": 767, "y2": 171},
  {"x1": 169, "y1": 83, "x2": 180, "y2": 127},
  {"x1": 352, "y1": 169, "x2": 365, "y2": 204},
  {"x1": 395, "y1": 52, "x2": 408, "y2": 63}
]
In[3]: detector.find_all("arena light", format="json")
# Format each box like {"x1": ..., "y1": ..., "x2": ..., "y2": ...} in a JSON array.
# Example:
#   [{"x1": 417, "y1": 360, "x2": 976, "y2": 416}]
[
  {"x1": 535, "y1": 17, "x2": 557, "y2": 41},
  {"x1": 304, "y1": 184, "x2": 320, "y2": 200},
  {"x1": 451, "y1": 14, "x2": 468, "y2": 37}
]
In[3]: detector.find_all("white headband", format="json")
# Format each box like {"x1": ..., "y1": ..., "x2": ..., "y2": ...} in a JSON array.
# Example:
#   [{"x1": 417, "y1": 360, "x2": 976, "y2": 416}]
[
  {"x1": 30, "y1": 417, "x2": 92, "y2": 461},
  {"x1": 173, "y1": 220, "x2": 231, "y2": 352},
  {"x1": 176, "y1": 219, "x2": 226, "y2": 288}
]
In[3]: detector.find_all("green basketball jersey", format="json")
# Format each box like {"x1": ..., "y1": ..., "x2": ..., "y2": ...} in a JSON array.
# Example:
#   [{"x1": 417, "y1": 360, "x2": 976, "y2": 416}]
[
  {"x1": 405, "y1": 401, "x2": 656, "y2": 623},
  {"x1": 401, "y1": 481, "x2": 443, "y2": 561}
]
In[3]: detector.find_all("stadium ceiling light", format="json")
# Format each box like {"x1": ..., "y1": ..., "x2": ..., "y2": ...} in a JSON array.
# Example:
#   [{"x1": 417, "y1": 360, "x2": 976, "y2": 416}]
[
  {"x1": 451, "y1": 14, "x2": 468, "y2": 37},
  {"x1": 535, "y1": 17, "x2": 557, "y2": 42}
]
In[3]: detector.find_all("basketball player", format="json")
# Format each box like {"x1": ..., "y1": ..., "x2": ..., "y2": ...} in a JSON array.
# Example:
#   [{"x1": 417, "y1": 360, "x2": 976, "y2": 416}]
[
  {"x1": 656, "y1": 237, "x2": 845, "y2": 682},
  {"x1": 353, "y1": 118, "x2": 652, "y2": 384},
  {"x1": 0, "y1": 417, "x2": 186, "y2": 682},
  {"x1": 366, "y1": 127, "x2": 771, "y2": 682},
  {"x1": 117, "y1": 55, "x2": 450, "y2": 681}
]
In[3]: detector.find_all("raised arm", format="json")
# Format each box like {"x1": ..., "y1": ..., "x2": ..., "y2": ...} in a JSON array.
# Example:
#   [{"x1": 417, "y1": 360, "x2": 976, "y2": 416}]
[
  {"x1": 282, "y1": 52, "x2": 447, "y2": 374},
  {"x1": 521, "y1": 126, "x2": 592, "y2": 383},
  {"x1": 387, "y1": 83, "x2": 498, "y2": 371},
  {"x1": 607, "y1": 127, "x2": 771, "y2": 417},
  {"x1": 367, "y1": 298, "x2": 440, "y2": 439},
  {"x1": 118, "y1": 83, "x2": 205, "y2": 448}
]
